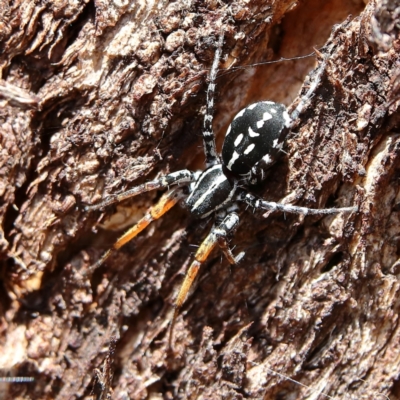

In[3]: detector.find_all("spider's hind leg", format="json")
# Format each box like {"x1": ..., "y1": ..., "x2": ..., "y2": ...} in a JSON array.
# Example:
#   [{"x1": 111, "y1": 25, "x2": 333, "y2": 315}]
[
  {"x1": 239, "y1": 192, "x2": 357, "y2": 216},
  {"x1": 89, "y1": 188, "x2": 186, "y2": 272},
  {"x1": 170, "y1": 212, "x2": 242, "y2": 343},
  {"x1": 214, "y1": 208, "x2": 245, "y2": 264},
  {"x1": 84, "y1": 169, "x2": 194, "y2": 211}
]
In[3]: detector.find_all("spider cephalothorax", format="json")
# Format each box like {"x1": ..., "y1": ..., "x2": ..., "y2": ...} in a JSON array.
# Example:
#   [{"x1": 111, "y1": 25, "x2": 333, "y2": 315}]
[{"x1": 85, "y1": 34, "x2": 356, "y2": 337}]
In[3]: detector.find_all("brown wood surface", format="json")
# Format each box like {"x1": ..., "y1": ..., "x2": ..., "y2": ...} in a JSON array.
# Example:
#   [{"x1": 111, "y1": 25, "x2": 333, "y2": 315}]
[{"x1": 1, "y1": 0, "x2": 400, "y2": 398}]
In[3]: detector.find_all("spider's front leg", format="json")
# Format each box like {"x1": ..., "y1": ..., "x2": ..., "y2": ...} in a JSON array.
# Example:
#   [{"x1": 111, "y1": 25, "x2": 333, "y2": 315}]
[{"x1": 202, "y1": 33, "x2": 224, "y2": 168}]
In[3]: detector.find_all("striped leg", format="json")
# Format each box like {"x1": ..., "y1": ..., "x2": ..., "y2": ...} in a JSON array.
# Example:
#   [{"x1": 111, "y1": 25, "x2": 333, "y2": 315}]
[
  {"x1": 238, "y1": 192, "x2": 357, "y2": 216},
  {"x1": 289, "y1": 53, "x2": 327, "y2": 124},
  {"x1": 84, "y1": 170, "x2": 194, "y2": 211},
  {"x1": 203, "y1": 33, "x2": 224, "y2": 168},
  {"x1": 90, "y1": 188, "x2": 185, "y2": 271},
  {"x1": 170, "y1": 212, "x2": 242, "y2": 344}
]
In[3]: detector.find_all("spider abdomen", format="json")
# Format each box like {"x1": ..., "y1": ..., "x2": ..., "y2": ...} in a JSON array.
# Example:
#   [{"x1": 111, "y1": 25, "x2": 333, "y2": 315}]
[{"x1": 221, "y1": 101, "x2": 290, "y2": 175}]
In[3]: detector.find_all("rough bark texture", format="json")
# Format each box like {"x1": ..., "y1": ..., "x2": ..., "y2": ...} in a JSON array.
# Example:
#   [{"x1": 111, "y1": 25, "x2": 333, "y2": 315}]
[{"x1": 1, "y1": 0, "x2": 399, "y2": 399}]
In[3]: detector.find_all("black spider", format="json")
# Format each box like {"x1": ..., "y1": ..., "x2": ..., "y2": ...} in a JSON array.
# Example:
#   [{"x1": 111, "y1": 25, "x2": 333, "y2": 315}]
[{"x1": 85, "y1": 34, "x2": 356, "y2": 335}]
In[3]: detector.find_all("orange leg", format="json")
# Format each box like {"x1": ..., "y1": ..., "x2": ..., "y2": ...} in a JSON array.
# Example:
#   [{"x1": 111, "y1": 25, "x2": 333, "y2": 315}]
[
  {"x1": 91, "y1": 188, "x2": 185, "y2": 271},
  {"x1": 170, "y1": 212, "x2": 243, "y2": 345}
]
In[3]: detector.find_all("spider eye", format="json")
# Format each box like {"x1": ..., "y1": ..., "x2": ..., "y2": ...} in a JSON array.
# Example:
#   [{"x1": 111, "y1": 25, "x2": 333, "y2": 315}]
[{"x1": 221, "y1": 101, "x2": 290, "y2": 175}]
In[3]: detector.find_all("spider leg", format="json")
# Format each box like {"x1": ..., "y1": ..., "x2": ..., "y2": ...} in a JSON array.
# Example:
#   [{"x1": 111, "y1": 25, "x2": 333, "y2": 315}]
[
  {"x1": 238, "y1": 192, "x2": 357, "y2": 215},
  {"x1": 90, "y1": 188, "x2": 185, "y2": 271},
  {"x1": 170, "y1": 212, "x2": 242, "y2": 343},
  {"x1": 216, "y1": 226, "x2": 245, "y2": 265},
  {"x1": 202, "y1": 33, "x2": 224, "y2": 168},
  {"x1": 85, "y1": 170, "x2": 194, "y2": 211},
  {"x1": 289, "y1": 53, "x2": 328, "y2": 124}
]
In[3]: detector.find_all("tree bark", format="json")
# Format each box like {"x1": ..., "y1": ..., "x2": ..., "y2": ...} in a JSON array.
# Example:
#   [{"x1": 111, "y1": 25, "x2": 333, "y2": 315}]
[{"x1": 1, "y1": 0, "x2": 399, "y2": 399}]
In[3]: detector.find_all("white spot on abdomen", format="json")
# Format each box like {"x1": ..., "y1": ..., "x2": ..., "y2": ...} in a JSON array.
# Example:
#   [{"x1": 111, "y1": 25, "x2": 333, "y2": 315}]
[
  {"x1": 227, "y1": 151, "x2": 240, "y2": 170},
  {"x1": 283, "y1": 111, "x2": 291, "y2": 127},
  {"x1": 263, "y1": 112, "x2": 272, "y2": 121},
  {"x1": 244, "y1": 144, "x2": 255, "y2": 154},
  {"x1": 248, "y1": 127, "x2": 260, "y2": 137},
  {"x1": 256, "y1": 111, "x2": 272, "y2": 128},
  {"x1": 234, "y1": 133, "x2": 244, "y2": 146},
  {"x1": 233, "y1": 109, "x2": 246, "y2": 120}
]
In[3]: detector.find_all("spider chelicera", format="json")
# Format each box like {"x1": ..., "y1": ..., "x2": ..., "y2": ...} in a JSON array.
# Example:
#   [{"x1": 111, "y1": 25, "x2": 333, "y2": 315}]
[{"x1": 85, "y1": 34, "x2": 356, "y2": 332}]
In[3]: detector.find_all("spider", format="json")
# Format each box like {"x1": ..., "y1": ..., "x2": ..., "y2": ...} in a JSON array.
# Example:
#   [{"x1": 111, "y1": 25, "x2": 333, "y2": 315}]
[{"x1": 85, "y1": 34, "x2": 356, "y2": 333}]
